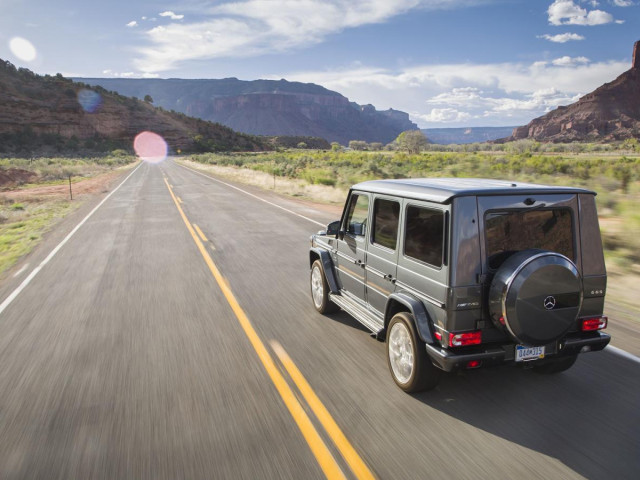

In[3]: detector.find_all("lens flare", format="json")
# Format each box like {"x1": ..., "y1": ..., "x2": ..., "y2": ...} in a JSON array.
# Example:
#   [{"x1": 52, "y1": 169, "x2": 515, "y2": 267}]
[
  {"x1": 9, "y1": 37, "x2": 37, "y2": 62},
  {"x1": 77, "y1": 89, "x2": 102, "y2": 113},
  {"x1": 134, "y1": 131, "x2": 168, "y2": 163}
]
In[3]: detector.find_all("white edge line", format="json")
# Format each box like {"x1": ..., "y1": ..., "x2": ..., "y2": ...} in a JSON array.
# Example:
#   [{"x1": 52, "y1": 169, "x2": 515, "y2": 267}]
[
  {"x1": 607, "y1": 345, "x2": 640, "y2": 365},
  {"x1": 176, "y1": 161, "x2": 640, "y2": 365},
  {"x1": 0, "y1": 162, "x2": 144, "y2": 316},
  {"x1": 174, "y1": 161, "x2": 325, "y2": 227}
]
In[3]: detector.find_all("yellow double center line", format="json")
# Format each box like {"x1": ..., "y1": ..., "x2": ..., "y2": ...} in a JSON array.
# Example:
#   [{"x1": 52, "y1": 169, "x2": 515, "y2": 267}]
[{"x1": 164, "y1": 178, "x2": 375, "y2": 480}]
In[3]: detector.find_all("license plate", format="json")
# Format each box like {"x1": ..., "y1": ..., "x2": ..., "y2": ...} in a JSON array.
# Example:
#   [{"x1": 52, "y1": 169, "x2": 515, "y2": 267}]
[{"x1": 515, "y1": 345, "x2": 545, "y2": 362}]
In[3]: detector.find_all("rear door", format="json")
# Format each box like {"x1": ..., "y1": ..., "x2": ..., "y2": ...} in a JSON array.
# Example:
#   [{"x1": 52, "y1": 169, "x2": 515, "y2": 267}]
[
  {"x1": 335, "y1": 191, "x2": 369, "y2": 303},
  {"x1": 366, "y1": 196, "x2": 400, "y2": 316}
]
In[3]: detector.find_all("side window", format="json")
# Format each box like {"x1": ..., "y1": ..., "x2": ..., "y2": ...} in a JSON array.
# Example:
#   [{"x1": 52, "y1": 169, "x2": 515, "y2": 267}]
[
  {"x1": 404, "y1": 205, "x2": 444, "y2": 267},
  {"x1": 372, "y1": 198, "x2": 400, "y2": 250},
  {"x1": 344, "y1": 193, "x2": 369, "y2": 236}
]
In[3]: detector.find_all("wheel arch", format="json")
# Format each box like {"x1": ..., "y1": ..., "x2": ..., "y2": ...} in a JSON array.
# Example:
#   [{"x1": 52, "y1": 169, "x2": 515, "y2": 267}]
[
  {"x1": 310, "y1": 248, "x2": 339, "y2": 294},
  {"x1": 385, "y1": 292, "x2": 435, "y2": 344}
]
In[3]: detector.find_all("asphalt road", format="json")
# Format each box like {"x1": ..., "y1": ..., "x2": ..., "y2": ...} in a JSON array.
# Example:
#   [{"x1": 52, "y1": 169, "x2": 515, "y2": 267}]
[{"x1": 0, "y1": 159, "x2": 638, "y2": 479}]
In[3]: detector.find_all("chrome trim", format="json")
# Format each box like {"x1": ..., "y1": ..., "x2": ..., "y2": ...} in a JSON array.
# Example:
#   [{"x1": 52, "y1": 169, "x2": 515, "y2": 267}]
[
  {"x1": 395, "y1": 280, "x2": 445, "y2": 308},
  {"x1": 397, "y1": 265, "x2": 448, "y2": 288},
  {"x1": 365, "y1": 248, "x2": 395, "y2": 262},
  {"x1": 366, "y1": 280, "x2": 392, "y2": 297},
  {"x1": 364, "y1": 265, "x2": 386, "y2": 279},
  {"x1": 337, "y1": 265, "x2": 365, "y2": 282},
  {"x1": 336, "y1": 251, "x2": 363, "y2": 265}
]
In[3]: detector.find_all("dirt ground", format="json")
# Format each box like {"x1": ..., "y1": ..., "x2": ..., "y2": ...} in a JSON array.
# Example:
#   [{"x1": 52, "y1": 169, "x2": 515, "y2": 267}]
[
  {"x1": 0, "y1": 168, "x2": 38, "y2": 187},
  {"x1": 1, "y1": 168, "x2": 132, "y2": 202}
]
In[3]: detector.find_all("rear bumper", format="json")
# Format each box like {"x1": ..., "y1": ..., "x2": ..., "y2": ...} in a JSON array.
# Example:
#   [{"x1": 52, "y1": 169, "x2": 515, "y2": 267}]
[{"x1": 426, "y1": 332, "x2": 611, "y2": 372}]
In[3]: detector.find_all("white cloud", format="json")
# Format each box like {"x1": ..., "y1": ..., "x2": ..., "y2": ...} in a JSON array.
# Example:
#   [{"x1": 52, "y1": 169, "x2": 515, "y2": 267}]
[
  {"x1": 159, "y1": 11, "x2": 184, "y2": 20},
  {"x1": 612, "y1": 0, "x2": 633, "y2": 6},
  {"x1": 277, "y1": 58, "x2": 628, "y2": 127},
  {"x1": 547, "y1": 0, "x2": 616, "y2": 25},
  {"x1": 126, "y1": 21, "x2": 138, "y2": 27},
  {"x1": 538, "y1": 32, "x2": 585, "y2": 42},
  {"x1": 416, "y1": 108, "x2": 472, "y2": 123},
  {"x1": 134, "y1": 1, "x2": 475, "y2": 72},
  {"x1": 551, "y1": 55, "x2": 590, "y2": 66}
]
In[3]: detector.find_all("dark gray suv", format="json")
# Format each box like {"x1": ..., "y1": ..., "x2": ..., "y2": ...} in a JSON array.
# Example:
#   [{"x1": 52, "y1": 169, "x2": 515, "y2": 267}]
[{"x1": 309, "y1": 178, "x2": 610, "y2": 392}]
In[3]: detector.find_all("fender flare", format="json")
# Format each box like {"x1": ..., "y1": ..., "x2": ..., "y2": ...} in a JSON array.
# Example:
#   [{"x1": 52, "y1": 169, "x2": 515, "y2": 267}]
[
  {"x1": 385, "y1": 292, "x2": 435, "y2": 344},
  {"x1": 310, "y1": 248, "x2": 339, "y2": 293}
]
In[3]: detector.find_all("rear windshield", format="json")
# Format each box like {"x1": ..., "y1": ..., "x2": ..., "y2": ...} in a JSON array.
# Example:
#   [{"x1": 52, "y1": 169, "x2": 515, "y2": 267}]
[{"x1": 485, "y1": 209, "x2": 574, "y2": 270}]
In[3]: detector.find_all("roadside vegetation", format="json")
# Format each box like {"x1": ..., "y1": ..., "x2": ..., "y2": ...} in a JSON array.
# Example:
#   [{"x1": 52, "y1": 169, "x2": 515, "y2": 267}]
[{"x1": 0, "y1": 153, "x2": 137, "y2": 275}]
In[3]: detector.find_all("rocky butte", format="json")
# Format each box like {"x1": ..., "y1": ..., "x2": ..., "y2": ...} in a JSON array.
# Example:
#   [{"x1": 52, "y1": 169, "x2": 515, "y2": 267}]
[
  {"x1": 508, "y1": 41, "x2": 640, "y2": 142},
  {"x1": 75, "y1": 77, "x2": 418, "y2": 145}
]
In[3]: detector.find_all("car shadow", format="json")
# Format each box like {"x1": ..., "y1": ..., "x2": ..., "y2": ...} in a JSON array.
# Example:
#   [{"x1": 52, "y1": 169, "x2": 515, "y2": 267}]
[
  {"x1": 324, "y1": 311, "x2": 372, "y2": 334},
  {"x1": 411, "y1": 350, "x2": 640, "y2": 479}
]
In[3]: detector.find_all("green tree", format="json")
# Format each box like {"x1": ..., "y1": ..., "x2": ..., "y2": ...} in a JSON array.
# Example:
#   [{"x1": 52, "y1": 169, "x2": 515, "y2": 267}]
[
  {"x1": 369, "y1": 142, "x2": 383, "y2": 151},
  {"x1": 296, "y1": 142, "x2": 308, "y2": 149},
  {"x1": 395, "y1": 130, "x2": 428, "y2": 154},
  {"x1": 144, "y1": 94, "x2": 153, "y2": 104},
  {"x1": 349, "y1": 140, "x2": 368, "y2": 151},
  {"x1": 331, "y1": 142, "x2": 341, "y2": 151}
]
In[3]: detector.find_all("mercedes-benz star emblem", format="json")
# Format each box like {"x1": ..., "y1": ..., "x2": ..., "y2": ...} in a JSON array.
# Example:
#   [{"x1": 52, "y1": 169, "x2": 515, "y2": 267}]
[{"x1": 544, "y1": 296, "x2": 556, "y2": 310}]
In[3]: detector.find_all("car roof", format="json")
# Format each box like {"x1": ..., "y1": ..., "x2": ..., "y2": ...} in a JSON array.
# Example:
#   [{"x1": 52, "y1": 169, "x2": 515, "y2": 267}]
[{"x1": 351, "y1": 178, "x2": 595, "y2": 204}]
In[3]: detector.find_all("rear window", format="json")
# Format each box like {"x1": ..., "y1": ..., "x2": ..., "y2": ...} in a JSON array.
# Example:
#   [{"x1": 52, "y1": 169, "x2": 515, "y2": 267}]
[{"x1": 485, "y1": 209, "x2": 574, "y2": 270}]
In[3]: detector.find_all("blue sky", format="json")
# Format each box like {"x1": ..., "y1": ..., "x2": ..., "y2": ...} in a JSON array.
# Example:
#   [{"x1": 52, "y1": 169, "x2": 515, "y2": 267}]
[{"x1": 0, "y1": 0, "x2": 638, "y2": 128}]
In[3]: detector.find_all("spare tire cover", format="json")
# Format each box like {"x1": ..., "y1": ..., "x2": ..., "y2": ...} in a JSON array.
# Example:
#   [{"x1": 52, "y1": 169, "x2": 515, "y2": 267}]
[{"x1": 488, "y1": 249, "x2": 582, "y2": 346}]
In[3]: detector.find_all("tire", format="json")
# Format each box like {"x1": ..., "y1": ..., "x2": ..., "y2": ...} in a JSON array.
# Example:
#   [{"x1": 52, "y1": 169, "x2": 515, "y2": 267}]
[
  {"x1": 386, "y1": 312, "x2": 441, "y2": 392},
  {"x1": 533, "y1": 354, "x2": 578, "y2": 374},
  {"x1": 310, "y1": 260, "x2": 338, "y2": 314}
]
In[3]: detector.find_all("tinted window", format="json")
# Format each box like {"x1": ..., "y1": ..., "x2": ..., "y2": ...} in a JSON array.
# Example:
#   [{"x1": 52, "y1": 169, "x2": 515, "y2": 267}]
[
  {"x1": 404, "y1": 206, "x2": 444, "y2": 267},
  {"x1": 486, "y1": 209, "x2": 574, "y2": 269},
  {"x1": 372, "y1": 199, "x2": 400, "y2": 250},
  {"x1": 344, "y1": 194, "x2": 369, "y2": 236}
]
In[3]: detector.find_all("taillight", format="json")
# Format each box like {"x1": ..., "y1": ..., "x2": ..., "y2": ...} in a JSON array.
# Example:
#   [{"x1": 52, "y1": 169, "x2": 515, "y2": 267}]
[
  {"x1": 449, "y1": 331, "x2": 482, "y2": 347},
  {"x1": 581, "y1": 316, "x2": 608, "y2": 331}
]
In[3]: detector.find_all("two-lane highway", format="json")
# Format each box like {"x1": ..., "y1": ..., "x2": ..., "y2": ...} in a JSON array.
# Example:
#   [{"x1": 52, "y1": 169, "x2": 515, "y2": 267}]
[{"x1": 0, "y1": 159, "x2": 638, "y2": 479}]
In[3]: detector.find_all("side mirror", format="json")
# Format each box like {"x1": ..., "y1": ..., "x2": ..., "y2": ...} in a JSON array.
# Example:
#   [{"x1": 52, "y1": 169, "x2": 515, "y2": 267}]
[{"x1": 326, "y1": 220, "x2": 341, "y2": 236}]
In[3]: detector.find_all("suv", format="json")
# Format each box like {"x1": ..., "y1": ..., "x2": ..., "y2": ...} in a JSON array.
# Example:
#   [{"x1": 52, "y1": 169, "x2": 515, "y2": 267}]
[{"x1": 309, "y1": 178, "x2": 610, "y2": 392}]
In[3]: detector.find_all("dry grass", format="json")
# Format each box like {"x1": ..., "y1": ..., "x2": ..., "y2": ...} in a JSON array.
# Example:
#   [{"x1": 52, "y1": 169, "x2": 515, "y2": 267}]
[{"x1": 178, "y1": 158, "x2": 348, "y2": 205}]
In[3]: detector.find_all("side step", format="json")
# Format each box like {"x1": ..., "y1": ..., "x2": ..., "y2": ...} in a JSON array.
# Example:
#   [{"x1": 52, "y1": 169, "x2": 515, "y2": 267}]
[{"x1": 329, "y1": 293, "x2": 384, "y2": 336}]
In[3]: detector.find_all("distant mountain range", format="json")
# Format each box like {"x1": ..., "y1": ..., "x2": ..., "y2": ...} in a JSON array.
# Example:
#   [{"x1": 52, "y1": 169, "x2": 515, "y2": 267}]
[
  {"x1": 507, "y1": 41, "x2": 640, "y2": 142},
  {"x1": 422, "y1": 127, "x2": 517, "y2": 144},
  {"x1": 74, "y1": 77, "x2": 418, "y2": 145},
  {"x1": 0, "y1": 60, "x2": 264, "y2": 154}
]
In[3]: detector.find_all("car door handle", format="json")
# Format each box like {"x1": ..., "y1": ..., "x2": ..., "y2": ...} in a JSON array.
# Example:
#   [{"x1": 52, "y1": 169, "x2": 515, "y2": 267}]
[
  {"x1": 355, "y1": 259, "x2": 364, "y2": 267},
  {"x1": 384, "y1": 274, "x2": 396, "y2": 283}
]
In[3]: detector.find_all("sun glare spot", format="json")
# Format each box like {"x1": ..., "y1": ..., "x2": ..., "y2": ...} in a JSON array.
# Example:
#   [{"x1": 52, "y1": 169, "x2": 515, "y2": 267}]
[
  {"x1": 134, "y1": 131, "x2": 168, "y2": 163},
  {"x1": 9, "y1": 37, "x2": 37, "y2": 62},
  {"x1": 77, "y1": 89, "x2": 102, "y2": 113}
]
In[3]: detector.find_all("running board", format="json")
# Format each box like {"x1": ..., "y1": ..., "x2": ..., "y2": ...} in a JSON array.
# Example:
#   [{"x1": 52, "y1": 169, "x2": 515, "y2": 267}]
[{"x1": 329, "y1": 293, "x2": 384, "y2": 335}]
